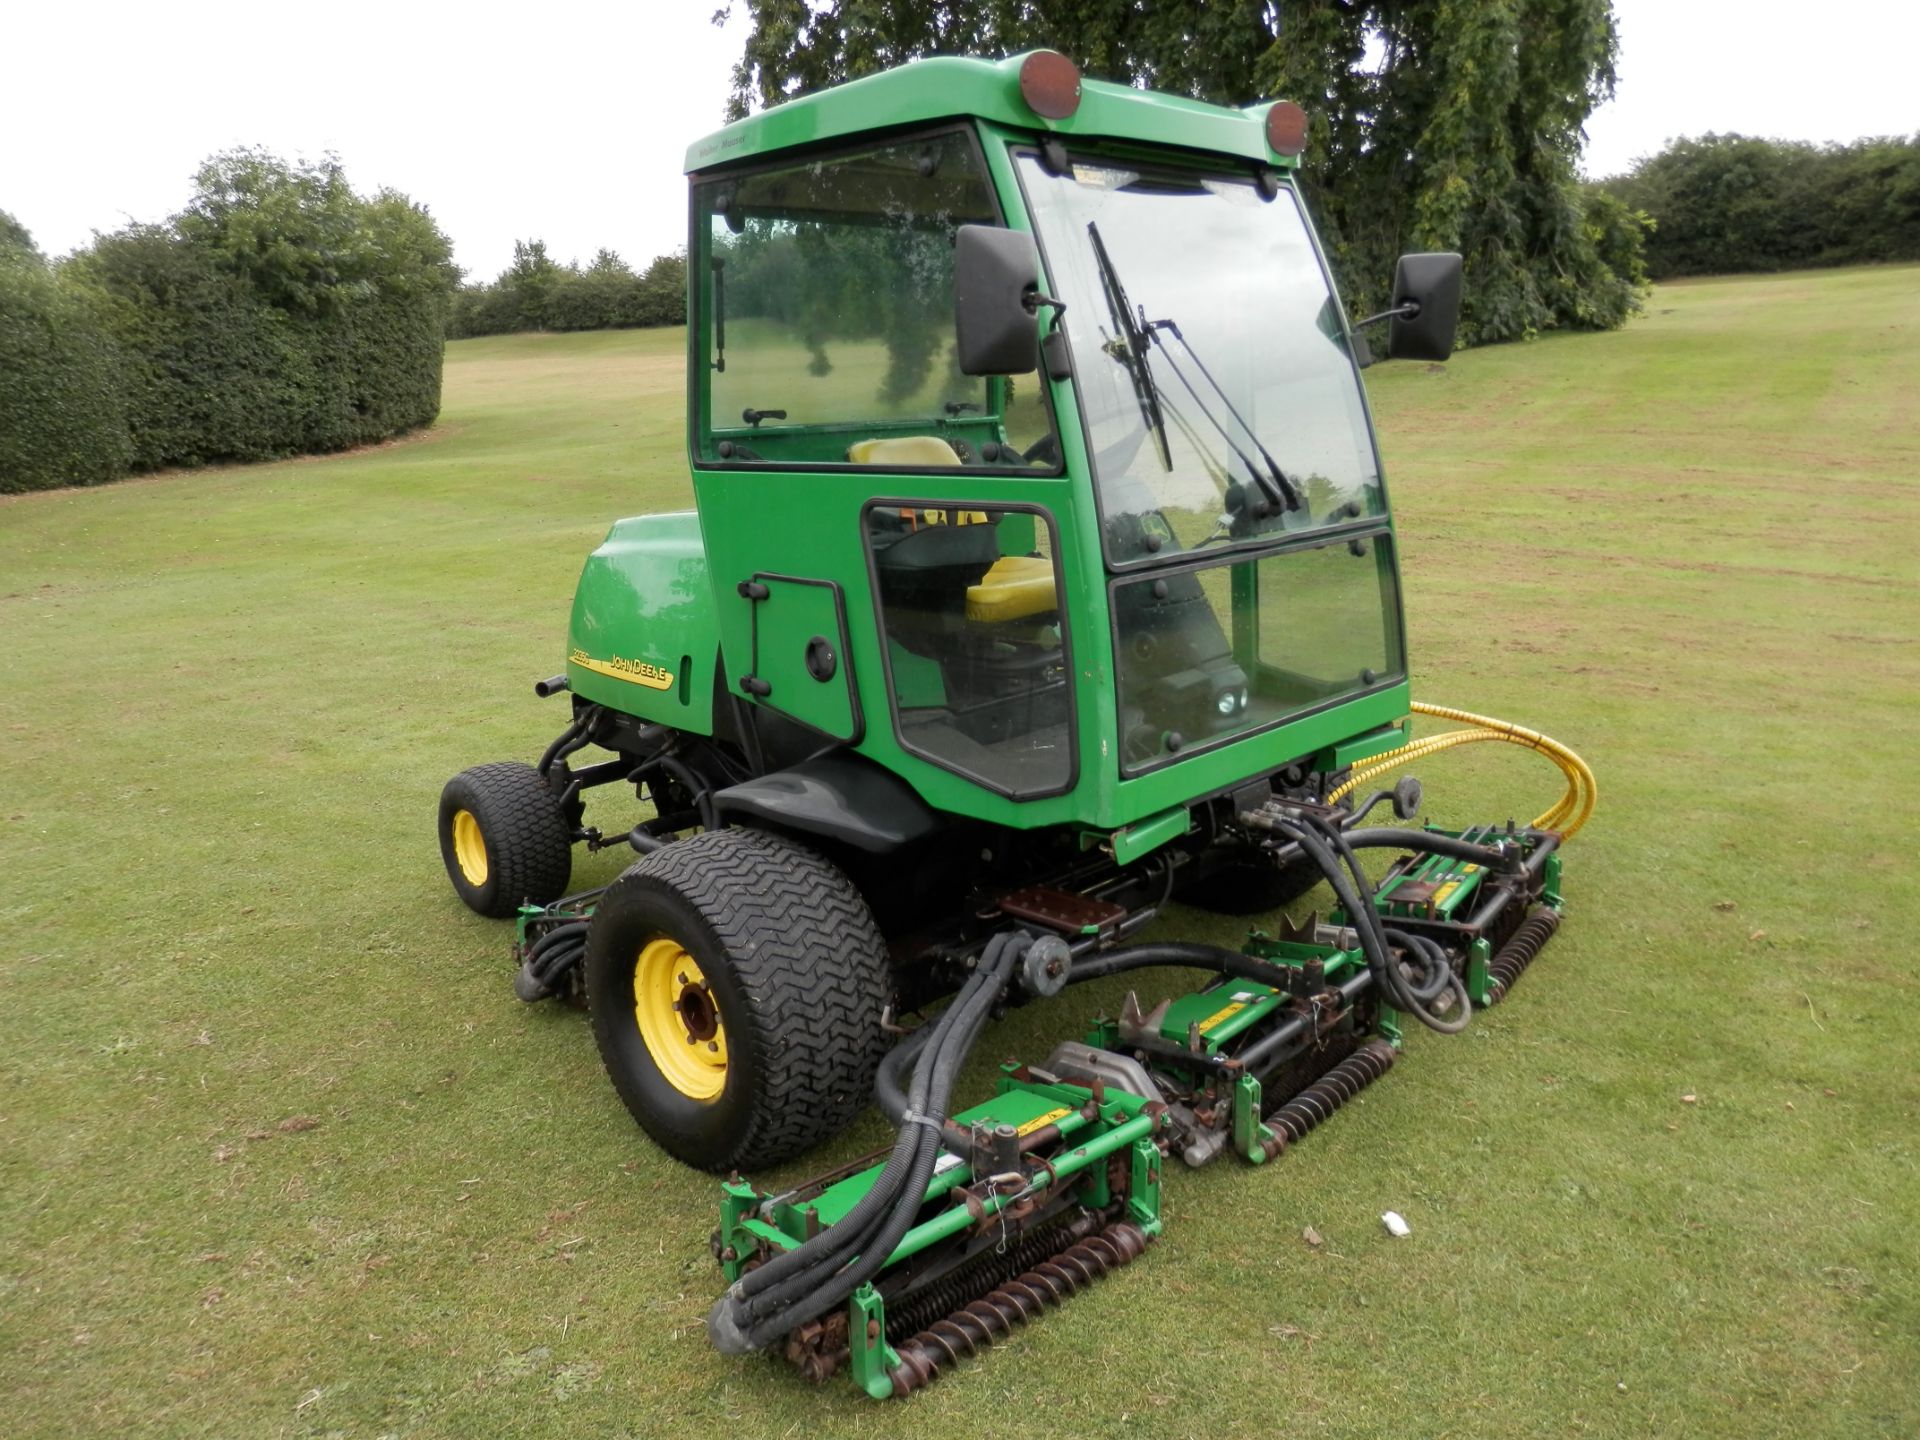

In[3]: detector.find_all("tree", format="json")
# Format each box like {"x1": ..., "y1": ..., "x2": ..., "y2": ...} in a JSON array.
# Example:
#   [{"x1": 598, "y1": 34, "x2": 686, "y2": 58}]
[
  {"x1": 0, "y1": 210, "x2": 37, "y2": 256},
  {"x1": 717, "y1": 0, "x2": 1647, "y2": 342},
  {"x1": 1598, "y1": 133, "x2": 1920, "y2": 279},
  {"x1": 498, "y1": 239, "x2": 564, "y2": 330}
]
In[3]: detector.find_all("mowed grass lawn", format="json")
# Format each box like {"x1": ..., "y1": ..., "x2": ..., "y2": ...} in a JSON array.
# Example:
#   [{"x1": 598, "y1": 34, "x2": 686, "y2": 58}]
[{"x1": 3, "y1": 268, "x2": 1917, "y2": 1438}]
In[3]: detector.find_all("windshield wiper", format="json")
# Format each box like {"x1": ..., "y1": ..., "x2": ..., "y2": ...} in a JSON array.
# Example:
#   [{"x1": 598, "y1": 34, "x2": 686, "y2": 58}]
[
  {"x1": 1142, "y1": 316, "x2": 1301, "y2": 514},
  {"x1": 1086, "y1": 222, "x2": 1171, "y2": 471}
]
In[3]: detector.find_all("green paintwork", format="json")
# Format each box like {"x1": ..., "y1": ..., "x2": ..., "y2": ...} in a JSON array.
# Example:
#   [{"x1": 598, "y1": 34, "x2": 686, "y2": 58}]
[
  {"x1": 1370, "y1": 829, "x2": 1492, "y2": 924},
  {"x1": 1107, "y1": 804, "x2": 1193, "y2": 866},
  {"x1": 684, "y1": 53, "x2": 1303, "y2": 177},
  {"x1": 1324, "y1": 720, "x2": 1412, "y2": 770},
  {"x1": 1160, "y1": 979, "x2": 1286, "y2": 1051},
  {"x1": 715, "y1": 1076, "x2": 1155, "y2": 1274},
  {"x1": 1466, "y1": 935, "x2": 1494, "y2": 1008},
  {"x1": 567, "y1": 54, "x2": 1418, "y2": 844},
  {"x1": 741, "y1": 576, "x2": 860, "y2": 741},
  {"x1": 567, "y1": 511, "x2": 718, "y2": 733},
  {"x1": 1232, "y1": 1073, "x2": 1275, "y2": 1164},
  {"x1": 849, "y1": 1285, "x2": 898, "y2": 1399}
]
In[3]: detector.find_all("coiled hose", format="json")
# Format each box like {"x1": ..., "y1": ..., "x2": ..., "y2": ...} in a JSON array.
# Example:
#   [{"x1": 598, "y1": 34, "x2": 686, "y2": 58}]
[
  {"x1": 1329, "y1": 701, "x2": 1598, "y2": 839},
  {"x1": 1269, "y1": 809, "x2": 1472, "y2": 1033},
  {"x1": 707, "y1": 933, "x2": 1031, "y2": 1354}
]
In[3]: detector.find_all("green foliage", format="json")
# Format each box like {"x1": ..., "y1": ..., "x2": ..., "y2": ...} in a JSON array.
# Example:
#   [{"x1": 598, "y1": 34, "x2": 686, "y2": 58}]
[
  {"x1": 0, "y1": 240, "x2": 132, "y2": 492},
  {"x1": 0, "y1": 153, "x2": 454, "y2": 493},
  {"x1": 719, "y1": 0, "x2": 1647, "y2": 344},
  {"x1": 447, "y1": 244, "x2": 688, "y2": 338},
  {"x1": 1596, "y1": 133, "x2": 1920, "y2": 279},
  {"x1": 0, "y1": 208, "x2": 38, "y2": 256}
]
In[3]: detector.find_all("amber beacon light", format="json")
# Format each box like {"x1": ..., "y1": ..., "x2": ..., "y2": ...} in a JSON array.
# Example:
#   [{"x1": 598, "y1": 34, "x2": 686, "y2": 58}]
[
  {"x1": 1018, "y1": 50, "x2": 1083, "y2": 119},
  {"x1": 1266, "y1": 99, "x2": 1309, "y2": 157}
]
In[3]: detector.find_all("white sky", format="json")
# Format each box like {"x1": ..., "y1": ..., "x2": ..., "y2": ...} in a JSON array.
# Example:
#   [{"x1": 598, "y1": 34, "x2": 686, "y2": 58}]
[{"x1": 3, "y1": 1, "x2": 1915, "y2": 281}]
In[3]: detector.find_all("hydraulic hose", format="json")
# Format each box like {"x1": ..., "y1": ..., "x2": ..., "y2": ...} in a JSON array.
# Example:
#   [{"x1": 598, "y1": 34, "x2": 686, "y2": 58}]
[
  {"x1": 1329, "y1": 701, "x2": 1598, "y2": 840},
  {"x1": 730, "y1": 957, "x2": 990, "y2": 1305},
  {"x1": 708, "y1": 934, "x2": 1029, "y2": 1354},
  {"x1": 732, "y1": 936, "x2": 1024, "y2": 1350},
  {"x1": 1272, "y1": 811, "x2": 1469, "y2": 1035},
  {"x1": 1067, "y1": 940, "x2": 1315, "y2": 989}
]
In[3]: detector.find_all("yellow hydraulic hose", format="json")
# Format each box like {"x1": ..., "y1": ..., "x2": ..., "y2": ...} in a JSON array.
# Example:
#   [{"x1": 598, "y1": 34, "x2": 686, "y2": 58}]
[{"x1": 1326, "y1": 701, "x2": 1598, "y2": 840}]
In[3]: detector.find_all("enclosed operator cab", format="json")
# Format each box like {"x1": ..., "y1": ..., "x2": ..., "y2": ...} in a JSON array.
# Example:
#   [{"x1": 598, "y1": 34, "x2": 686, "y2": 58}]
[{"x1": 591, "y1": 52, "x2": 1457, "y2": 852}]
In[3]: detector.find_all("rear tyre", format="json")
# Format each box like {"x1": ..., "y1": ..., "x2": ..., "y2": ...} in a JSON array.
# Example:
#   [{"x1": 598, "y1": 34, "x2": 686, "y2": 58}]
[
  {"x1": 585, "y1": 828, "x2": 890, "y2": 1172},
  {"x1": 1175, "y1": 853, "x2": 1322, "y2": 916},
  {"x1": 438, "y1": 762, "x2": 573, "y2": 918}
]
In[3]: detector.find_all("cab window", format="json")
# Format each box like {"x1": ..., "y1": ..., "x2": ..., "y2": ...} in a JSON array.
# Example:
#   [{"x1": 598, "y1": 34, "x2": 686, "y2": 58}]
[{"x1": 696, "y1": 130, "x2": 1053, "y2": 469}]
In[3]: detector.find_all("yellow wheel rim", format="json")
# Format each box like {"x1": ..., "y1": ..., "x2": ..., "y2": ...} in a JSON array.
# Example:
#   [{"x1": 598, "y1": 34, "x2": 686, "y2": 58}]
[
  {"x1": 451, "y1": 809, "x2": 489, "y2": 886},
  {"x1": 633, "y1": 937, "x2": 728, "y2": 1101}
]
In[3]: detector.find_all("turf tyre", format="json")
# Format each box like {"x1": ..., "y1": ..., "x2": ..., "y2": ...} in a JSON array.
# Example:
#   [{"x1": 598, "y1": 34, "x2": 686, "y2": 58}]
[
  {"x1": 438, "y1": 761, "x2": 573, "y2": 918},
  {"x1": 1175, "y1": 853, "x2": 1322, "y2": 916},
  {"x1": 585, "y1": 828, "x2": 890, "y2": 1172}
]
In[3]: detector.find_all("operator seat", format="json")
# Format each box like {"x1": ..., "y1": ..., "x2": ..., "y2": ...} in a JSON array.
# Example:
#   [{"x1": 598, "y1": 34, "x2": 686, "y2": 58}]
[{"x1": 847, "y1": 436, "x2": 964, "y2": 467}]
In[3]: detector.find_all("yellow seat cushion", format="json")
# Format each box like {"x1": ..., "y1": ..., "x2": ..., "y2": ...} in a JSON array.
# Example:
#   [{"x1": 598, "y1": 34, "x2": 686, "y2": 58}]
[
  {"x1": 966, "y1": 554, "x2": 1059, "y2": 623},
  {"x1": 848, "y1": 436, "x2": 964, "y2": 467}
]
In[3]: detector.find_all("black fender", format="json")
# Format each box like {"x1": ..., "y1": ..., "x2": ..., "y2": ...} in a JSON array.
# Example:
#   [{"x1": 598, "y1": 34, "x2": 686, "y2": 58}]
[{"x1": 711, "y1": 750, "x2": 941, "y2": 855}]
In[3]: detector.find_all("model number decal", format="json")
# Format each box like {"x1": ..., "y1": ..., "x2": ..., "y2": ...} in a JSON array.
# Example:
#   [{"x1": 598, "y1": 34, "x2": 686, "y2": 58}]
[
  {"x1": 1015, "y1": 1106, "x2": 1073, "y2": 1137},
  {"x1": 570, "y1": 648, "x2": 675, "y2": 691}
]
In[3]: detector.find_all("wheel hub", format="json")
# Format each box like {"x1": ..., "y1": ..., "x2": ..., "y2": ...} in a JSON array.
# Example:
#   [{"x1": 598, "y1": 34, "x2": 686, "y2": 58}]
[
  {"x1": 634, "y1": 937, "x2": 728, "y2": 1100},
  {"x1": 451, "y1": 809, "x2": 488, "y2": 886}
]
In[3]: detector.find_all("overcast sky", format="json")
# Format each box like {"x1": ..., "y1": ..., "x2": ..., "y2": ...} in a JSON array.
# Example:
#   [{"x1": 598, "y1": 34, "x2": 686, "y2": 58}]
[{"x1": 3, "y1": 1, "x2": 1915, "y2": 284}]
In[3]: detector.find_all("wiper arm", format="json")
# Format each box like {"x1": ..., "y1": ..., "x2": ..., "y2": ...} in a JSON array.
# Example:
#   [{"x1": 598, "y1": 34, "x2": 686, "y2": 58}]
[
  {"x1": 1144, "y1": 316, "x2": 1302, "y2": 513},
  {"x1": 1086, "y1": 221, "x2": 1171, "y2": 471}
]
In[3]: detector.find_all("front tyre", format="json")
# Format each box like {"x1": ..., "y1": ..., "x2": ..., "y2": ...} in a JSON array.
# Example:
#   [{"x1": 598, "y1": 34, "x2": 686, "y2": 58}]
[
  {"x1": 585, "y1": 828, "x2": 890, "y2": 1172},
  {"x1": 438, "y1": 762, "x2": 573, "y2": 918}
]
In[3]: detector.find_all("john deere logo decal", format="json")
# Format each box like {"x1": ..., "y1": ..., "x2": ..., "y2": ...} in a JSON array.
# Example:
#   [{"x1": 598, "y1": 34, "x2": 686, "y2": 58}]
[{"x1": 570, "y1": 648, "x2": 674, "y2": 690}]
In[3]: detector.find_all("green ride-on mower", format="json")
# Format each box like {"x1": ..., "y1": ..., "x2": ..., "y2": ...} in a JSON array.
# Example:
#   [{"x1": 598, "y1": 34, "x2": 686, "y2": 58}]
[{"x1": 436, "y1": 51, "x2": 1598, "y2": 1398}]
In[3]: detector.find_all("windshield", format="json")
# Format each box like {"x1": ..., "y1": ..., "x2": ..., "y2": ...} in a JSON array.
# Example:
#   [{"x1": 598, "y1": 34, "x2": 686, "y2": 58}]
[{"x1": 1016, "y1": 156, "x2": 1383, "y2": 563}]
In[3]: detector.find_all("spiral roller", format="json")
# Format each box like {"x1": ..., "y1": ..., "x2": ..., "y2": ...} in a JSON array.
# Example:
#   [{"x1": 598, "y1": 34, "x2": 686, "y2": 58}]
[
  {"x1": 883, "y1": 1211, "x2": 1103, "y2": 1343},
  {"x1": 1485, "y1": 905, "x2": 1562, "y2": 1004},
  {"x1": 887, "y1": 1222, "x2": 1152, "y2": 1395},
  {"x1": 1261, "y1": 1039, "x2": 1398, "y2": 1159}
]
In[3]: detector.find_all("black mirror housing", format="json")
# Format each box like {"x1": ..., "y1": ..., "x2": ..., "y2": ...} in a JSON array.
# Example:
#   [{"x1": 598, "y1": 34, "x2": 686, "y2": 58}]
[
  {"x1": 954, "y1": 225, "x2": 1041, "y2": 375},
  {"x1": 1387, "y1": 252, "x2": 1463, "y2": 362}
]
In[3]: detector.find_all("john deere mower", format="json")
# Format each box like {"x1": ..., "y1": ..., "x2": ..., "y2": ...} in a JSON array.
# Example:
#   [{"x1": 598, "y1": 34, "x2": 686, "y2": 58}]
[{"x1": 437, "y1": 52, "x2": 1597, "y2": 1397}]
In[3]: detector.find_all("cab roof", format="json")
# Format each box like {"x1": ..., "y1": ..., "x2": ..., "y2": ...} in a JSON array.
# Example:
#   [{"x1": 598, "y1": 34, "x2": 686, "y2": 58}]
[{"x1": 684, "y1": 52, "x2": 1300, "y2": 175}]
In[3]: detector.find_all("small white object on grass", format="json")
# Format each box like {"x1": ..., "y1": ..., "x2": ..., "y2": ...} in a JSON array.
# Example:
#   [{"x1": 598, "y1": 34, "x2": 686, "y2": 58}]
[{"x1": 1381, "y1": 1211, "x2": 1411, "y2": 1238}]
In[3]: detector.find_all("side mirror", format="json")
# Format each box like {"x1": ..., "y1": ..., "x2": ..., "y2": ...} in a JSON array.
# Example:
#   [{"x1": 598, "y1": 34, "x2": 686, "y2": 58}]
[
  {"x1": 954, "y1": 225, "x2": 1040, "y2": 376},
  {"x1": 1387, "y1": 252, "x2": 1463, "y2": 362}
]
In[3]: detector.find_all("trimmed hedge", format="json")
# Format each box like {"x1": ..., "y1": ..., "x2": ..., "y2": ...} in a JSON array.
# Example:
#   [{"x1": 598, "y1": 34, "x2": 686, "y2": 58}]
[
  {"x1": 1596, "y1": 133, "x2": 1920, "y2": 280},
  {"x1": 0, "y1": 154, "x2": 454, "y2": 494},
  {"x1": 447, "y1": 245, "x2": 685, "y2": 338},
  {"x1": 0, "y1": 234, "x2": 132, "y2": 492}
]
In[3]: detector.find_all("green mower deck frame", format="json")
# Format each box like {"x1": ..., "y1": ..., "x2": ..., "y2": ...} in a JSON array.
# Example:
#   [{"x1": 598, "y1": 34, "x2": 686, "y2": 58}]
[{"x1": 437, "y1": 49, "x2": 1583, "y2": 1399}]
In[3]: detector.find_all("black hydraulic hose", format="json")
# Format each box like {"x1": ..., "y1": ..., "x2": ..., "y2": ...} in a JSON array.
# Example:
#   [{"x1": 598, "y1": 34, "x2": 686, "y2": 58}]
[
  {"x1": 713, "y1": 937, "x2": 1024, "y2": 1351},
  {"x1": 1067, "y1": 941, "x2": 1306, "y2": 989},
  {"x1": 731, "y1": 966, "x2": 982, "y2": 1304},
  {"x1": 1275, "y1": 814, "x2": 1467, "y2": 1035},
  {"x1": 874, "y1": 1023, "x2": 935, "y2": 1126},
  {"x1": 1310, "y1": 813, "x2": 1472, "y2": 1034},
  {"x1": 1340, "y1": 827, "x2": 1512, "y2": 869},
  {"x1": 652, "y1": 754, "x2": 719, "y2": 833},
  {"x1": 751, "y1": 936, "x2": 1026, "y2": 1345},
  {"x1": 723, "y1": 937, "x2": 1026, "y2": 1352},
  {"x1": 1309, "y1": 816, "x2": 1428, "y2": 1017},
  {"x1": 537, "y1": 714, "x2": 591, "y2": 778}
]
